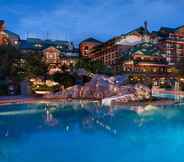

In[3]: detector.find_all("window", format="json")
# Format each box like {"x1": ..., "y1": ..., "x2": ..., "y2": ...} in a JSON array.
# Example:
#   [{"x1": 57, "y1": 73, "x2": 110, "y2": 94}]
[
  {"x1": 14, "y1": 40, "x2": 18, "y2": 45},
  {"x1": 84, "y1": 46, "x2": 89, "y2": 51},
  {"x1": 57, "y1": 45, "x2": 63, "y2": 49},
  {"x1": 48, "y1": 54, "x2": 54, "y2": 59},
  {"x1": 35, "y1": 44, "x2": 42, "y2": 48}
]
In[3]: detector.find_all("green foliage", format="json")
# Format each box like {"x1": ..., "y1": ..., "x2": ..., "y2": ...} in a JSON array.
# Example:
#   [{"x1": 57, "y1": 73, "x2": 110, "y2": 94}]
[
  {"x1": 0, "y1": 45, "x2": 21, "y2": 80},
  {"x1": 51, "y1": 72, "x2": 76, "y2": 88},
  {"x1": 0, "y1": 81, "x2": 8, "y2": 95},
  {"x1": 20, "y1": 53, "x2": 48, "y2": 80},
  {"x1": 75, "y1": 58, "x2": 113, "y2": 75},
  {"x1": 0, "y1": 46, "x2": 48, "y2": 81},
  {"x1": 159, "y1": 84, "x2": 172, "y2": 90}
]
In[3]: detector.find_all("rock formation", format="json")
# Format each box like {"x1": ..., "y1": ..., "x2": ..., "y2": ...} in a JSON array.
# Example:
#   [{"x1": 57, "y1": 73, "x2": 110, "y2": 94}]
[{"x1": 45, "y1": 75, "x2": 151, "y2": 103}]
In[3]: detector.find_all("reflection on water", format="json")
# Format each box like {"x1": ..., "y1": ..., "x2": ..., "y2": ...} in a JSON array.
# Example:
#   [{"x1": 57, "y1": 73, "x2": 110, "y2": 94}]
[
  {"x1": 0, "y1": 101, "x2": 184, "y2": 162},
  {"x1": 0, "y1": 101, "x2": 182, "y2": 139},
  {"x1": 0, "y1": 102, "x2": 120, "y2": 139}
]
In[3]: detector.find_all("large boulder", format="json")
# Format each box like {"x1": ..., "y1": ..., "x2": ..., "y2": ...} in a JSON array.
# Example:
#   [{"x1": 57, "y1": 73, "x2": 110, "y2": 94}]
[{"x1": 45, "y1": 75, "x2": 151, "y2": 101}]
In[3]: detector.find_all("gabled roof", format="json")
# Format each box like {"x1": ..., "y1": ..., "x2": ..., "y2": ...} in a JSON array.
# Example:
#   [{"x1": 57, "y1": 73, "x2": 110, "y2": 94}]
[
  {"x1": 53, "y1": 40, "x2": 70, "y2": 44},
  {"x1": 159, "y1": 27, "x2": 176, "y2": 32},
  {"x1": 27, "y1": 38, "x2": 44, "y2": 44},
  {"x1": 4, "y1": 30, "x2": 20, "y2": 39},
  {"x1": 153, "y1": 27, "x2": 176, "y2": 38},
  {"x1": 122, "y1": 42, "x2": 164, "y2": 60},
  {"x1": 159, "y1": 24, "x2": 184, "y2": 33},
  {"x1": 20, "y1": 40, "x2": 39, "y2": 50},
  {"x1": 124, "y1": 26, "x2": 149, "y2": 36},
  {"x1": 45, "y1": 39, "x2": 71, "y2": 45},
  {"x1": 43, "y1": 46, "x2": 61, "y2": 53},
  {"x1": 89, "y1": 36, "x2": 120, "y2": 53},
  {"x1": 0, "y1": 20, "x2": 4, "y2": 26},
  {"x1": 154, "y1": 25, "x2": 184, "y2": 38},
  {"x1": 20, "y1": 39, "x2": 44, "y2": 50},
  {"x1": 20, "y1": 38, "x2": 74, "y2": 52},
  {"x1": 176, "y1": 25, "x2": 184, "y2": 31},
  {"x1": 80, "y1": 37, "x2": 102, "y2": 44}
]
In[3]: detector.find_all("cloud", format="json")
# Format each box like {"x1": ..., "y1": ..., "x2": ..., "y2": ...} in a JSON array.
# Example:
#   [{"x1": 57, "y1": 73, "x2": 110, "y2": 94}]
[{"x1": 0, "y1": 0, "x2": 183, "y2": 43}]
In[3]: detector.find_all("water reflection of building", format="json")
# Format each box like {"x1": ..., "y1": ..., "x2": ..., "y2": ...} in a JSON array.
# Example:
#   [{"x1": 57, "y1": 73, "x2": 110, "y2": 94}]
[{"x1": 44, "y1": 104, "x2": 58, "y2": 126}]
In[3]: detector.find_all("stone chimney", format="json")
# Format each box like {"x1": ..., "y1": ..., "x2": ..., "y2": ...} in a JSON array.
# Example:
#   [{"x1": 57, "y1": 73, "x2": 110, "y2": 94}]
[
  {"x1": 143, "y1": 21, "x2": 150, "y2": 42},
  {"x1": 144, "y1": 21, "x2": 148, "y2": 33},
  {"x1": 0, "y1": 20, "x2": 5, "y2": 32}
]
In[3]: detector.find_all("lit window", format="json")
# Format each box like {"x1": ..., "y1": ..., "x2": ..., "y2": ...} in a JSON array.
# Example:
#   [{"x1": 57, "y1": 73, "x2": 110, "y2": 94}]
[
  {"x1": 57, "y1": 45, "x2": 62, "y2": 49},
  {"x1": 14, "y1": 40, "x2": 18, "y2": 45},
  {"x1": 48, "y1": 54, "x2": 54, "y2": 58}
]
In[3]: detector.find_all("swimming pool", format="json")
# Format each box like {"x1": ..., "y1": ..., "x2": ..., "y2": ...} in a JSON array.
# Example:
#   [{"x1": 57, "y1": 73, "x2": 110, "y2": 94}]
[
  {"x1": 153, "y1": 92, "x2": 184, "y2": 101},
  {"x1": 0, "y1": 101, "x2": 184, "y2": 162}
]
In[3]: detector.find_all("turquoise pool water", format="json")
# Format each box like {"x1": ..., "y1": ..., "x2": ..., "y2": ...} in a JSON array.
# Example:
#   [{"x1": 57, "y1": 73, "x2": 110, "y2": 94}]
[
  {"x1": 0, "y1": 101, "x2": 184, "y2": 162},
  {"x1": 153, "y1": 92, "x2": 184, "y2": 100}
]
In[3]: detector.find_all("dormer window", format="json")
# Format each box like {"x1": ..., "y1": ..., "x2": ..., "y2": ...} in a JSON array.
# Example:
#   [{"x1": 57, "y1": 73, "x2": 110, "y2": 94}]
[
  {"x1": 35, "y1": 44, "x2": 42, "y2": 48},
  {"x1": 57, "y1": 45, "x2": 63, "y2": 49}
]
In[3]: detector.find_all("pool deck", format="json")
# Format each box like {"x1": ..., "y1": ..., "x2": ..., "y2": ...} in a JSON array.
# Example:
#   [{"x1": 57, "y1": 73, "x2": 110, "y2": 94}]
[
  {"x1": 0, "y1": 96, "x2": 101, "y2": 106},
  {"x1": 0, "y1": 96, "x2": 65, "y2": 106},
  {"x1": 0, "y1": 96, "x2": 42, "y2": 106},
  {"x1": 0, "y1": 95, "x2": 177, "y2": 107}
]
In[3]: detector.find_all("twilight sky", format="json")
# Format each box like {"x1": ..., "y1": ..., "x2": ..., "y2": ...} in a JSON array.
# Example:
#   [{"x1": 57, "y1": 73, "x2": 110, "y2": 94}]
[{"x1": 0, "y1": 0, "x2": 183, "y2": 43}]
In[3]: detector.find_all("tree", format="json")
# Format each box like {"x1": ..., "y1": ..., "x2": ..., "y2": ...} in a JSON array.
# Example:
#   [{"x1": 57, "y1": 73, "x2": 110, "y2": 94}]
[
  {"x1": 75, "y1": 58, "x2": 113, "y2": 75},
  {"x1": 51, "y1": 72, "x2": 76, "y2": 88},
  {"x1": 19, "y1": 52, "x2": 48, "y2": 80},
  {"x1": 0, "y1": 45, "x2": 50, "y2": 83},
  {"x1": 0, "y1": 45, "x2": 21, "y2": 80}
]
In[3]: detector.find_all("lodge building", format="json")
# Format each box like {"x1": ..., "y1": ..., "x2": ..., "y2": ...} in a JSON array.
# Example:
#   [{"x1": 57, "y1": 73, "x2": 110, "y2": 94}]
[
  {"x1": 79, "y1": 38, "x2": 102, "y2": 57},
  {"x1": 80, "y1": 22, "x2": 150, "y2": 71},
  {"x1": 43, "y1": 46, "x2": 78, "y2": 74},
  {"x1": 1, "y1": 20, "x2": 184, "y2": 76},
  {"x1": 123, "y1": 54, "x2": 171, "y2": 74},
  {"x1": 89, "y1": 37, "x2": 132, "y2": 66},
  {"x1": 122, "y1": 42, "x2": 173, "y2": 74},
  {"x1": 154, "y1": 25, "x2": 184, "y2": 65}
]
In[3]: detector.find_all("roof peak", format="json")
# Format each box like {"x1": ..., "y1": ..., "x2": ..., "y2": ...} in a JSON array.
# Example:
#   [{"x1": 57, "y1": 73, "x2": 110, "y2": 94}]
[
  {"x1": 124, "y1": 26, "x2": 149, "y2": 36},
  {"x1": 81, "y1": 37, "x2": 102, "y2": 44}
]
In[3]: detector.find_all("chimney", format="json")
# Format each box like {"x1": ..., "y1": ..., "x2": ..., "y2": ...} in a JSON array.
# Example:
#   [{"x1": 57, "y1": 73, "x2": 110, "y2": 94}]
[
  {"x1": 0, "y1": 20, "x2": 5, "y2": 31},
  {"x1": 144, "y1": 21, "x2": 148, "y2": 33}
]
